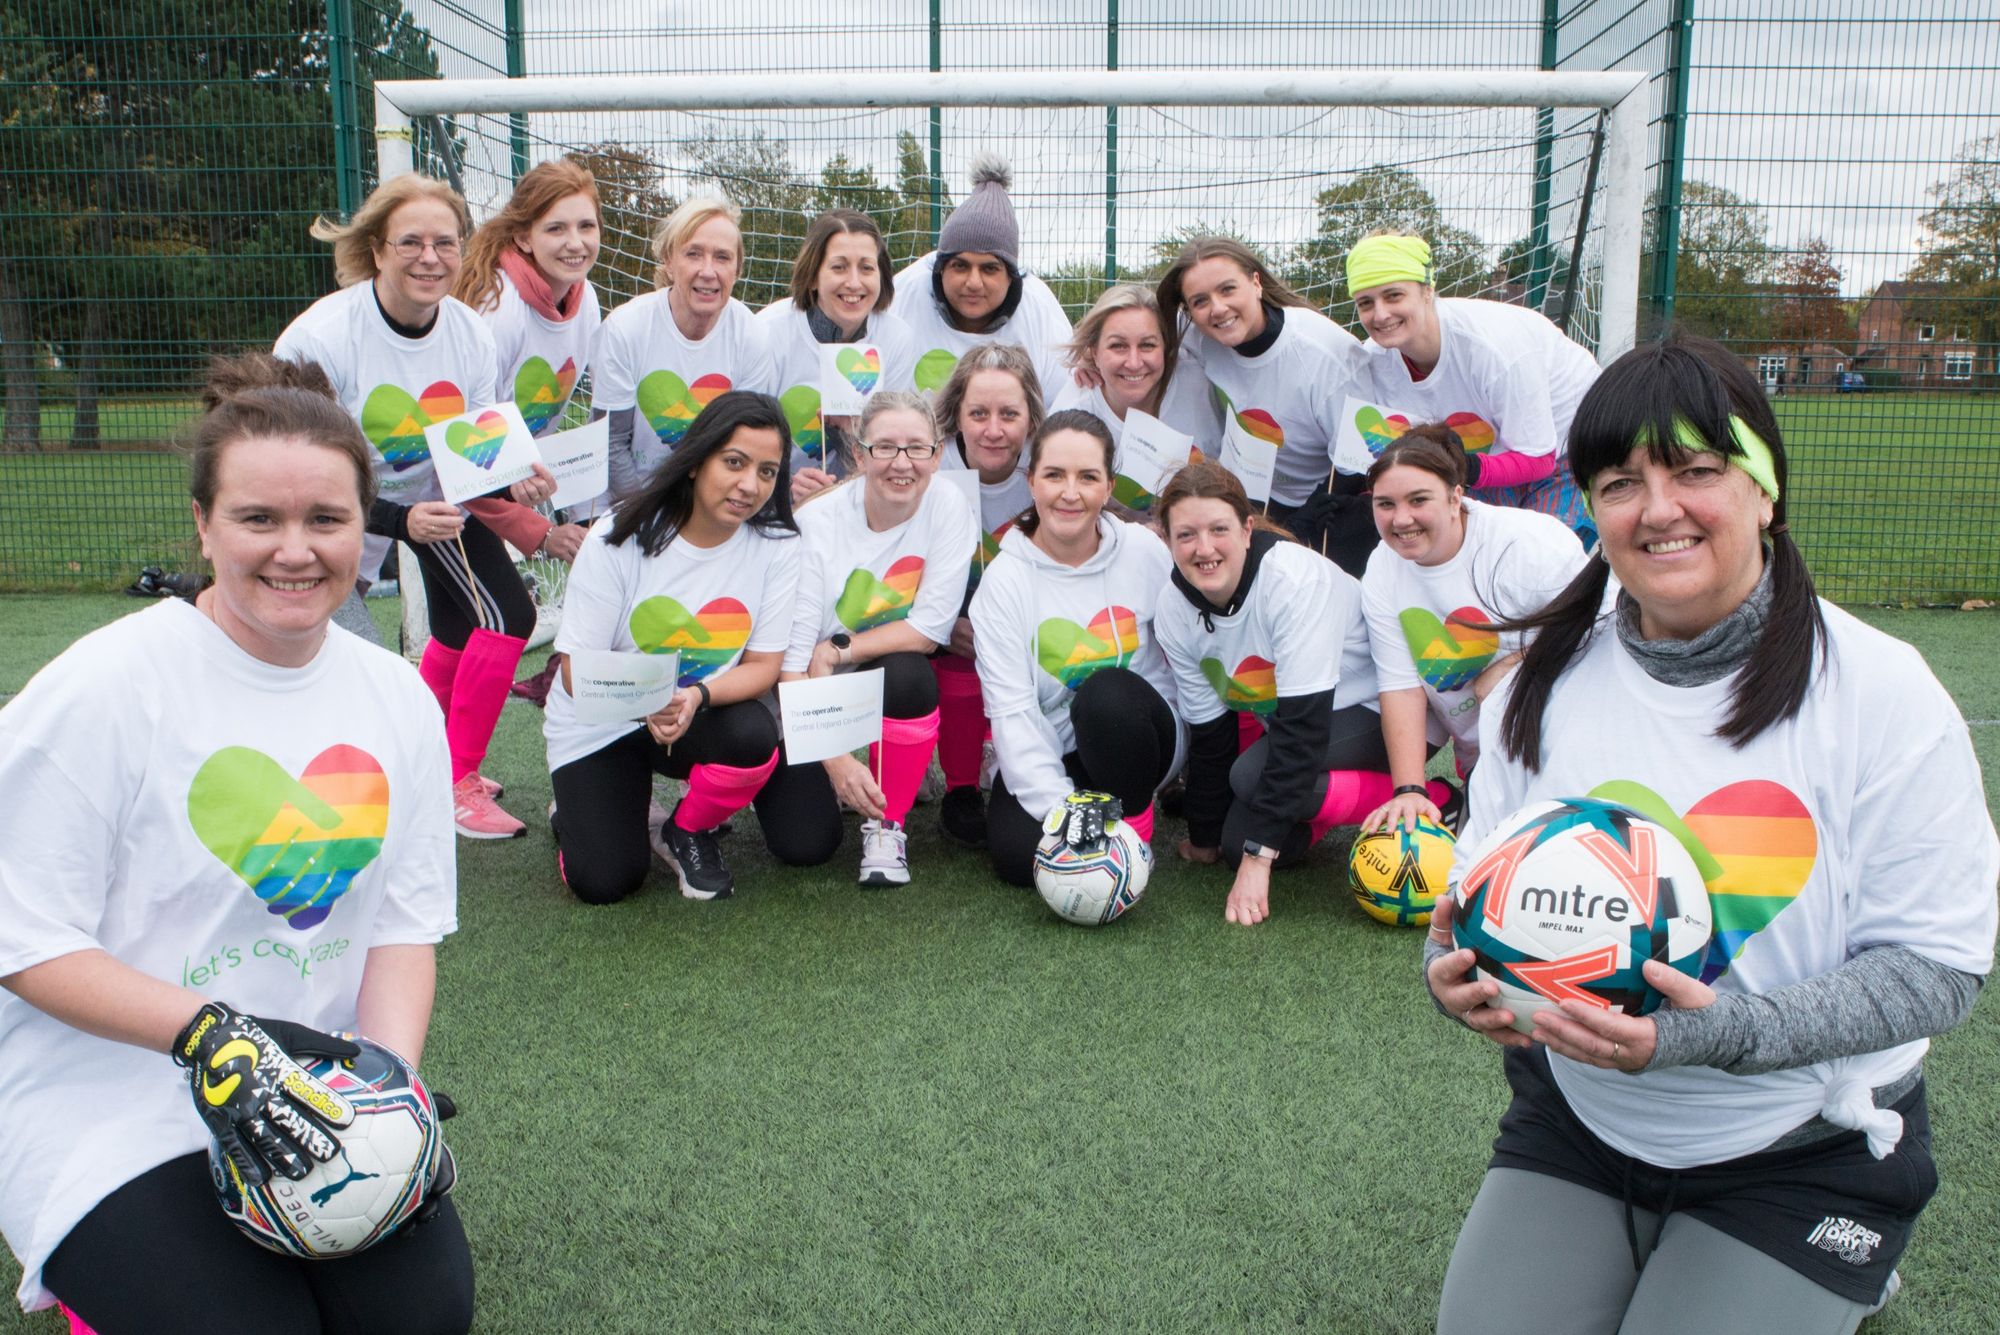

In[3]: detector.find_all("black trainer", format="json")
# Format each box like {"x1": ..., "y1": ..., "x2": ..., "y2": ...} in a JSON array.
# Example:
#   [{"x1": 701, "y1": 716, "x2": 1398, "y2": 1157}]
[
  {"x1": 657, "y1": 805, "x2": 735, "y2": 900},
  {"x1": 940, "y1": 785, "x2": 987, "y2": 848},
  {"x1": 1436, "y1": 782, "x2": 1468, "y2": 838}
]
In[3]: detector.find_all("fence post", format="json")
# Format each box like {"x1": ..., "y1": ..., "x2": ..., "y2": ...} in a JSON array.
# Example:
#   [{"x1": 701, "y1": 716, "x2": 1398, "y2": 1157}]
[
  {"x1": 1650, "y1": 0, "x2": 1695, "y2": 328},
  {"x1": 1103, "y1": 0, "x2": 1119, "y2": 287},
  {"x1": 928, "y1": 0, "x2": 943, "y2": 246},
  {"x1": 505, "y1": 0, "x2": 529, "y2": 182},
  {"x1": 1526, "y1": 0, "x2": 1558, "y2": 314},
  {"x1": 326, "y1": 0, "x2": 364, "y2": 217}
]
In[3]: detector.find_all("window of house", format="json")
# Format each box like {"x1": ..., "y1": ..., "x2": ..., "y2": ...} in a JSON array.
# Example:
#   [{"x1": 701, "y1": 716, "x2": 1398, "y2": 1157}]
[
  {"x1": 1918, "y1": 324, "x2": 1936, "y2": 341},
  {"x1": 1757, "y1": 355, "x2": 1787, "y2": 384},
  {"x1": 1944, "y1": 354, "x2": 1974, "y2": 381}
]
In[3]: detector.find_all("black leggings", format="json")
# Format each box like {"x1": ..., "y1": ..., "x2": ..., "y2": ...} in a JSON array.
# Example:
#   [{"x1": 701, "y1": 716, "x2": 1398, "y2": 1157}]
[
  {"x1": 44, "y1": 1151, "x2": 473, "y2": 1335},
  {"x1": 987, "y1": 667, "x2": 1177, "y2": 887},
  {"x1": 1219, "y1": 702, "x2": 1391, "y2": 867},
  {"x1": 752, "y1": 652, "x2": 939, "y2": 866},
  {"x1": 411, "y1": 514, "x2": 536, "y2": 650},
  {"x1": 551, "y1": 700, "x2": 778, "y2": 905}
]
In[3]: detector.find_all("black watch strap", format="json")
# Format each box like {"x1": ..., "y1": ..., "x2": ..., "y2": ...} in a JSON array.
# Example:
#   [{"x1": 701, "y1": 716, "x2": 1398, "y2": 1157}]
[{"x1": 1393, "y1": 784, "x2": 1429, "y2": 798}]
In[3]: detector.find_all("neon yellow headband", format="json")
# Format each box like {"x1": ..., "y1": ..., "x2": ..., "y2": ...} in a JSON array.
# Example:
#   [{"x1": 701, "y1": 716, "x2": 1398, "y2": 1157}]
[
  {"x1": 1581, "y1": 415, "x2": 1780, "y2": 517},
  {"x1": 1345, "y1": 235, "x2": 1433, "y2": 297}
]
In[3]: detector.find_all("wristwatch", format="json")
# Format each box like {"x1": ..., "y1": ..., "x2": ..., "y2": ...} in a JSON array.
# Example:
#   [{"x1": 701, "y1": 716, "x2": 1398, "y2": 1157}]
[
  {"x1": 829, "y1": 631, "x2": 852, "y2": 666},
  {"x1": 1242, "y1": 840, "x2": 1281, "y2": 862}
]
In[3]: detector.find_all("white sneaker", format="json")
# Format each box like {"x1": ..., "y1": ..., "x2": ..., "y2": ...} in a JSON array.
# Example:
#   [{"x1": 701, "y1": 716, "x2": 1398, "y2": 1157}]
[{"x1": 858, "y1": 819, "x2": 910, "y2": 888}]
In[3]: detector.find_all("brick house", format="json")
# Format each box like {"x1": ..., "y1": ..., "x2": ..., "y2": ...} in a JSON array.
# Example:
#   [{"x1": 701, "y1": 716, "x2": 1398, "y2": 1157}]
[{"x1": 1851, "y1": 280, "x2": 1991, "y2": 386}]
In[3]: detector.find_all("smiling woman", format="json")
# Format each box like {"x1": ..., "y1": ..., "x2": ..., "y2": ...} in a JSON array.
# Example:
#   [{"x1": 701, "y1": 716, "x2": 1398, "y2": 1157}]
[{"x1": 0, "y1": 353, "x2": 471, "y2": 1333}]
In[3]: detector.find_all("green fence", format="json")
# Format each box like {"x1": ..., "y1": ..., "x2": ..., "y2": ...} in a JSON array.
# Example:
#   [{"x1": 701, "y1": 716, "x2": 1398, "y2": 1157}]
[{"x1": 2, "y1": 1, "x2": 1994, "y2": 601}]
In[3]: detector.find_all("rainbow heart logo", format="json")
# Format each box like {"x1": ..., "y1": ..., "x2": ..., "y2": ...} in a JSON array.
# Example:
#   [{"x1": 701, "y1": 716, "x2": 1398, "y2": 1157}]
[
  {"x1": 514, "y1": 356, "x2": 578, "y2": 435},
  {"x1": 1587, "y1": 778, "x2": 1818, "y2": 982},
  {"x1": 360, "y1": 380, "x2": 463, "y2": 471},
  {"x1": 1445, "y1": 411, "x2": 1496, "y2": 454},
  {"x1": 186, "y1": 745, "x2": 388, "y2": 931},
  {"x1": 1357, "y1": 405, "x2": 1411, "y2": 455},
  {"x1": 835, "y1": 555, "x2": 924, "y2": 631},
  {"x1": 635, "y1": 371, "x2": 734, "y2": 446},
  {"x1": 915, "y1": 348, "x2": 959, "y2": 393},
  {"x1": 1199, "y1": 654, "x2": 1278, "y2": 716},
  {"x1": 780, "y1": 385, "x2": 824, "y2": 459},
  {"x1": 1234, "y1": 408, "x2": 1285, "y2": 448},
  {"x1": 1399, "y1": 605, "x2": 1498, "y2": 692},
  {"x1": 444, "y1": 410, "x2": 511, "y2": 470},
  {"x1": 965, "y1": 519, "x2": 1015, "y2": 596},
  {"x1": 628, "y1": 595, "x2": 752, "y2": 685},
  {"x1": 836, "y1": 346, "x2": 881, "y2": 395},
  {"x1": 1035, "y1": 606, "x2": 1140, "y2": 690}
]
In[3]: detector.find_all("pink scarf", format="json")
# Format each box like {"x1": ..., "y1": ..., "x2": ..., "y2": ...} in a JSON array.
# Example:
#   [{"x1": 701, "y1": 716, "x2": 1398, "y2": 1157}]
[{"x1": 500, "y1": 248, "x2": 584, "y2": 322}]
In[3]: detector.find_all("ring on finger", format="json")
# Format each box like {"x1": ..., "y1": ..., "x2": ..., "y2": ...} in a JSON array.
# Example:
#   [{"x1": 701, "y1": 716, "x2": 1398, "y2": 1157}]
[{"x1": 1611, "y1": 1041, "x2": 1623, "y2": 1061}]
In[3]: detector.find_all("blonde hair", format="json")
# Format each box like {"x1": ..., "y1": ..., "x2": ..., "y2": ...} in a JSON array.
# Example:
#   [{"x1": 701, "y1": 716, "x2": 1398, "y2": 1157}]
[
  {"x1": 1063, "y1": 283, "x2": 1178, "y2": 405},
  {"x1": 651, "y1": 196, "x2": 743, "y2": 291},
  {"x1": 933, "y1": 342, "x2": 1046, "y2": 453},
  {"x1": 309, "y1": 175, "x2": 470, "y2": 288},
  {"x1": 454, "y1": 159, "x2": 600, "y2": 312}
]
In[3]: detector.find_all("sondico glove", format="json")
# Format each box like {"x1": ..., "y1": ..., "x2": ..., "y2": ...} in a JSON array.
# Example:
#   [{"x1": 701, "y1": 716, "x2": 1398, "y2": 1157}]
[
  {"x1": 171, "y1": 1002, "x2": 356, "y2": 1185},
  {"x1": 1044, "y1": 790, "x2": 1123, "y2": 851}
]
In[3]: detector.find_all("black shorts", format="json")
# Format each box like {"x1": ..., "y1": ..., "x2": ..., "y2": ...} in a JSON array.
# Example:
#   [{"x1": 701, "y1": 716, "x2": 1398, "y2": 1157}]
[{"x1": 1487, "y1": 1046, "x2": 1937, "y2": 1304}]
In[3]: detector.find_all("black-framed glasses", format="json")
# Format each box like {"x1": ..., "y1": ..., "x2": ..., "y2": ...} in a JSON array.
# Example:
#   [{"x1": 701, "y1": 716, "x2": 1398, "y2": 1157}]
[
  {"x1": 389, "y1": 236, "x2": 461, "y2": 260},
  {"x1": 865, "y1": 442, "x2": 939, "y2": 461}
]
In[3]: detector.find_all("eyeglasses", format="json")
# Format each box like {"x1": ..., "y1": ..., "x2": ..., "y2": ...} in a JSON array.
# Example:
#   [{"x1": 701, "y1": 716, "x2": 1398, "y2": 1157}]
[
  {"x1": 865, "y1": 442, "x2": 939, "y2": 461},
  {"x1": 387, "y1": 236, "x2": 461, "y2": 260}
]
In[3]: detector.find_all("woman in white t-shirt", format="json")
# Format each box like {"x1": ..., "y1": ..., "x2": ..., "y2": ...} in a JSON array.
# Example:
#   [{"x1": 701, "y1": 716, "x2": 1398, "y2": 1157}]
[
  {"x1": 0, "y1": 355, "x2": 468, "y2": 1333},
  {"x1": 1347, "y1": 232, "x2": 1599, "y2": 542},
  {"x1": 970, "y1": 411, "x2": 1182, "y2": 887},
  {"x1": 1426, "y1": 335, "x2": 1997, "y2": 1334},
  {"x1": 1156, "y1": 236, "x2": 1374, "y2": 573},
  {"x1": 928, "y1": 342, "x2": 1043, "y2": 848},
  {"x1": 758, "y1": 209, "x2": 920, "y2": 503},
  {"x1": 1358, "y1": 423, "x2": 1588, "y2": 836},
  {"x1": 1154, "y1": 459, "x2": 1442, "y2": 927},
  {"x1": 590, "y1": 196, "x2": 776, "y2": 500},
  {"x1": 1050, "y1": 283, "x2": 1222, "y2": 510},
  {"x1": 276, "y1": 174, "x2": 558, "y2": 843},
  {"x1": 546, "y1": 390, "x2": 801, "y2": 905},
  {"x1": 752, "y1": 392, "x2": 976, "y2": 888}
]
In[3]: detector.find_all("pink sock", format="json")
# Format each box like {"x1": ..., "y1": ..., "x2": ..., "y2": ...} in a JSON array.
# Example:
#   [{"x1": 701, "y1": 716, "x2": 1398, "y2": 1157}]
[
  {"x1": 1307, "y1": 770, "x2": 1397, "y2": 845},
  {"x1": 446, "y1": 629, "x2": 527, "y2": 783},
  {"x1": 869, "y1": 709, "x2": 940, "y2": 825},
  {"x1": 932, "y1": 656, "x2": 986, "y2": 790},
  {"x1": 416, "y1": 637, "x2": 463, "y2": 716},
  {"x1": 1236, "y1": 711, "x2": 1264, "y2": 751},
  {"x1": 1124, "y1": 803, "x2": 1155, "y2": 843},
  {"x1": 674, "y1": 751, "x2": 779, "y2": 833}
]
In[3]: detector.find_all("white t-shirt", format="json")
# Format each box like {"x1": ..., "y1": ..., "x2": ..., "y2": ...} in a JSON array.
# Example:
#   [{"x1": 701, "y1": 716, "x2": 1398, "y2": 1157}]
[
  {"x1": 0, "y1": 600, "x2": 456, "y2": 1311},
  {"x1": 1457, "y1": 604, "x2": 1999, "y2": 1168},
  {"x1": 589, "y1": 290, "x2": 777, "y2": 478},
  {"x1": 969, "y1": 517, "x2": 1180, "y2": 819},
  {"x1": 753, "y1": 301, "x2": 920, "y2": 472},
  {"x1": 889, "y1": 251, "x2": 1075, "y2": 399},
  {"x1": 273, "y1": 283, "x2": 500, "y2": 580},
  {"x1": 1049, "y1": 369, "x2": 1223, "y2": 509},
  {"x1": 546, "y1": 516, "x2": 801, "y2": 772},
  {"x1": 1360, "y1": 499, "x2": 1588, "y2": 766},
  {"x1": 1180, "y1": 306, "x2": 1369, "y2": 507},
  {"x1": 1155, "y1": 539, "x2": 1377, "y2": 725},
  {"x1": 1361, "y1": 297, "x2": 1598, "y2": 467},
  {"x1": 936, "y1": 441, "x2": 1034, "y2": 603},
  {"x1": 784, "y1": 476, "x2": 977, "y2": 673},
  {"x1": 482, "y1": 271, "x2": 602, "y2": 437}
]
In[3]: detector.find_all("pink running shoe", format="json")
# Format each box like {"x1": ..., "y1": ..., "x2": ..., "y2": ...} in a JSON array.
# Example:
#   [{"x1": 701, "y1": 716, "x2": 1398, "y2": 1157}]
[
  {"x1": 453, "y1": 772, "x2": 526, "y2": 840},
  {"x1": 478, "y1": 773, "x2": 504, "y2": 800}
]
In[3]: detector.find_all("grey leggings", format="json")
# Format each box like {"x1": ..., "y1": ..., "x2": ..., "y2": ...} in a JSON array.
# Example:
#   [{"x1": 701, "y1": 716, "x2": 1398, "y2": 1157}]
[{"x1": 1438, "y1": 1168, "x2": 1875, "y2": 1335}]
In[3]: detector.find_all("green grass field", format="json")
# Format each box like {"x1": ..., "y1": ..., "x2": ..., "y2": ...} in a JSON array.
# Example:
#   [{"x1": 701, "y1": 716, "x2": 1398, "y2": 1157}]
[
  {"x1": 4, "y1": 392, "x2": 1998, "y2": 601},
  {"x1": 0, "y1": 596, "x2": 1995, "y2": 1333}
]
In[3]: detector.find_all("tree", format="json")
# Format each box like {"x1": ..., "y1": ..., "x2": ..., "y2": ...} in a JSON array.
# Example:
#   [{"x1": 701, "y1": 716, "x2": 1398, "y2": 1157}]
[
  {"x1": 1496, "y1": 231, "x2": 1573, "y2": 312},
  {"x1": 1647, "y1": 179, "x2": 1776, "y2": 342},
  {"x1": 1285, "y1": 166, "x2": 1488, "y2": 328},
  {"x1": 1906, "y1": 133, "x2": 2000, "y2": 351},
  {"x1": 1771, "y1": 236, "x2": 1852, "y2": 346},
  {"x1": 569, "y1": 141, "x2": 679, "y2": 309}
]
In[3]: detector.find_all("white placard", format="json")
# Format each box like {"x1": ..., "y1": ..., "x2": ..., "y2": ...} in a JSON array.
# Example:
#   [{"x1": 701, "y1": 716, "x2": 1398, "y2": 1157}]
[
  {"x1": 567, "y1": 649, "x2": 680, "y2": 725},
  {"x1": 1115, "y1": 408, "x2": 1196, "y2": 498},
  {"x1": 1332, "y1": 394, "x2": 1410, "y2": 476},
  {"x1": 1218, "y1": 413, "x2": 1279, "y2": 504},
  {"x1": 424, "y1": 401, "x2": 543, "y2": 505},
  {"x1": 540, "y1": 417, "x2": 610, "y2": 512},
  {"x1": 819, "y1": 342, "x2": 884, "y2": 417},
  {"x1": 778, "y1": 668, "x2": 885, "y2": 764}
]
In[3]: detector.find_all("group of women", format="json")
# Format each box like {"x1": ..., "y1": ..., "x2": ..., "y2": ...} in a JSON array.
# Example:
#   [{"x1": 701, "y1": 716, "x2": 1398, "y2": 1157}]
[{"x1": 0, "y1": 153, "x2": 1991, "y2": 1335}]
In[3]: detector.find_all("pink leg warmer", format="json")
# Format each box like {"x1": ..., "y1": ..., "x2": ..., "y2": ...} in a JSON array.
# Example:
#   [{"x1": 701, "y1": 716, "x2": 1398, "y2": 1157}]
[
  {"x1": 1124, "y1": 803, "x2": 1155, "y2": 844},
  {"x1": 416, "y1": 637, "x2": 463, "y2": 716},
  {"x1": 673, "y1": 752, "x2": 779, "y2": 833},
  {"x1": 1236, "y1": 711, "x2": 1264, "y2": 752},
  {"x1": 870, "y1": 709, "x2": 940, "y2": 825},
  {"x1": 932, "y1": 656, "x2": 986, "y2": 791},
  {"x1": 1428, "y1": 778, "x2": 1456, "y2": 811},
  {"x1": 446, "y1": 629, "x2": 527, "y2": 783},
  {"x1": 1307, "y1": 771, "x2": 1397, "y2": 845}
]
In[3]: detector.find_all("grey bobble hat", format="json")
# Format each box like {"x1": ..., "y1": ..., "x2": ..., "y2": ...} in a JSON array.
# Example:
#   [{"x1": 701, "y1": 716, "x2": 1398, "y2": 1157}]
[{"x1": 937, "y1": 154, "x2": 1020, "y2": 270}]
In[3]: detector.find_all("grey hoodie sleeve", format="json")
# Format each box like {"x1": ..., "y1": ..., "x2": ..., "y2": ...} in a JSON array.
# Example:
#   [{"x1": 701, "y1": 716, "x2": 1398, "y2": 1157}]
[{"x1": 605, "y1": 407, "x2": 642, "y2": 501}]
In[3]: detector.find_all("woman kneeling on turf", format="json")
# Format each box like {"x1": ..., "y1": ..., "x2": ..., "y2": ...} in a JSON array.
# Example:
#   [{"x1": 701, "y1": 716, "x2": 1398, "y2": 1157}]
[
  {"x1": 971, "y1": 410, "x2": 1182, "y2": 886},
  {"x1": 545, "y1": 391, "x2": 802, "y2": 904},
  {"x1": 0, "y1": 355, "x2": 469, "y2": 1334},
  {"x1": 1427, "y1": 334, "x2": 1997, "y2": 1334},
  {"x1": 754, "y1": 391, "x2": 976, "y2": 885},
  {"x1": 1155, "y1": 460, "x2": 1419, "y2": 927}
]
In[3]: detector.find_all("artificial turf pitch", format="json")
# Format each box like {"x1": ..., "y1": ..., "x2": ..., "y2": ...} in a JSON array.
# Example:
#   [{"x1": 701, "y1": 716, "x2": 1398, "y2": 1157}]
[{"x1": 0, "y1": 598, "x2": 1996, "y2": 1333}]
